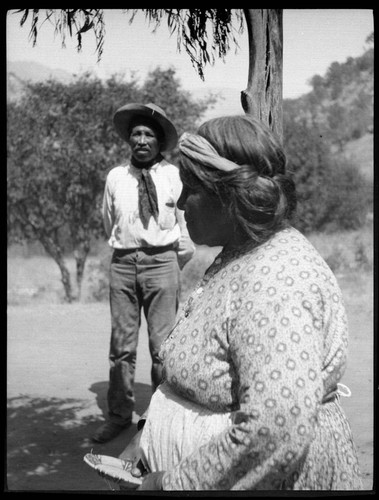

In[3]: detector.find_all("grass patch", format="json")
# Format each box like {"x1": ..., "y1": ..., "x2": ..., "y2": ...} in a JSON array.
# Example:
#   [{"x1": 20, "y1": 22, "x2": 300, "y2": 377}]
[{"x1": 7, "y1": 223, "x2": 373, "y2": 305}]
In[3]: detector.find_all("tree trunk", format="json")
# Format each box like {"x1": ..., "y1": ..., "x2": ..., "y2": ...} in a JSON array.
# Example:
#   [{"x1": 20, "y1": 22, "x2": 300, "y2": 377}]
[
  {"x1": 74, "y1": 240, "x2": 90, "y2": 301},
  {"x1": 39, "y1": 234, "x2": 74, "y2": 303},
  {"x1": 241, "y1": 9, "x2": 283, "y2": 141}
]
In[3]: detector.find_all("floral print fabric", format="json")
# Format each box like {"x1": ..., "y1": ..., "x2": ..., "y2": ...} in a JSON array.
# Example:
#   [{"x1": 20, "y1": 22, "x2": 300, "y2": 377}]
[{"x1": 155, "y1": 227, "x2": 362, "y2": 490}]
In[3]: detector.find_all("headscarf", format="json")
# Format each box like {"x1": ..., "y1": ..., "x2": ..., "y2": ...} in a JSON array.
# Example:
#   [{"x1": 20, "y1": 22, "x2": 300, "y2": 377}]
[{"x1": 178, "y1": 132, "x2": 242, "y2": 172}]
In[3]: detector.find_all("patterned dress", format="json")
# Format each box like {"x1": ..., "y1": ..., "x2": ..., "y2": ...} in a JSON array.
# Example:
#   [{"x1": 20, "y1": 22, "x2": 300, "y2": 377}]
[{"x1": 139, "y1": 227, "x2": 362, "y2": 490}]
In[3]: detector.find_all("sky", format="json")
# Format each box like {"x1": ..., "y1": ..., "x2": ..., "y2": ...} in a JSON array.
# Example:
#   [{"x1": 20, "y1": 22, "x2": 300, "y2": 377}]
[{"x1": 6, "y1": 9, "x2": 374, "y2": 99}]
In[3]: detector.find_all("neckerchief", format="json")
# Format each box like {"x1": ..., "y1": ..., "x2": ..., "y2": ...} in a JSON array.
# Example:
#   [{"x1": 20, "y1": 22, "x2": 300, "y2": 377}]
[
  {"x1": 138, "y1": 167, "x2": 159, "y2": 229},
  {"x1": 132, "y1": 156, "x2": 161, "y2": 229}
]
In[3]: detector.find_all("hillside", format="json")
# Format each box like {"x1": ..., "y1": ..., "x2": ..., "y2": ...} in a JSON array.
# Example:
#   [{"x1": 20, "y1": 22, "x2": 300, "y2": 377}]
[
  {"x1": 7, "y1": 47, "x2": 373, "y2": 182},
  {"x1": 7, "y1": 61, "x2": 73, "y2": 102},
  {"x1": 8, "y1": 60, "x2": 73, "y2": 84},
  {"x1": 7, "y1": 47, "x2": 373, "y2": 133},
  {"x1": 284, "y1": 47, "x2": 373, "y2": 151},
  {"x1": 190, "y1": 87, "x2": 243, "y2": 120},
  {"x1": 341, "y1": 134, "x2": 373, "y2": 182},
  {"x1": 6, "y1": 59, "x2": 244, "y2": 118}
]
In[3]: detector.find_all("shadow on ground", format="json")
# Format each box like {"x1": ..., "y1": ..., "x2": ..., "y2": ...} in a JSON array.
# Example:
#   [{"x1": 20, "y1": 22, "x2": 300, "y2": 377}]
[
  {"x1": 88, "y1": 380, "x2": 153, "y2": 421},
  {"x1": 6, "y1": 382, "x2": 152, "y2": 491}
]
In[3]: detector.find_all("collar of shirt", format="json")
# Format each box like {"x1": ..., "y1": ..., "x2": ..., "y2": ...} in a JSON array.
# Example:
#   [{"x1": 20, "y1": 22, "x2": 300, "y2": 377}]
[{"x1": 129, "y1": 159, "x2": 162, "y2": 175}]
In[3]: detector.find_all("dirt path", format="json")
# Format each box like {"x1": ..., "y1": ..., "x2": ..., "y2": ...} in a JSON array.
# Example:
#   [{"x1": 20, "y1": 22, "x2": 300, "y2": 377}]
[{"x1": 7, "y1": 299, "x2": 373, "y2": 491}]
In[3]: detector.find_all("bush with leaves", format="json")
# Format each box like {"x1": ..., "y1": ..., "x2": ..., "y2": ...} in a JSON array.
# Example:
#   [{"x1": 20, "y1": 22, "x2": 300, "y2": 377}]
[
  {"x1": 283, "y1": 115, "x2": 371, "y2": 234},
  {"x1": 7, "y1": 68, "x2": 212, "y2": 302},
  {"x1": 320, "y1": 157, "x2": 372, "y2": 232},
  {"x1": 7, "y1": 73, "x2": 138, "y2": 301}
]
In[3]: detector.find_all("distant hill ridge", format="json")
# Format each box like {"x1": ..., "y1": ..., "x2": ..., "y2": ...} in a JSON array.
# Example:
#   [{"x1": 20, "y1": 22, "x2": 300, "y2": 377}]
[
  {"x1": 7, "y1": 45, "x2": 373, "y2": 126},
  {"x1": 8, "y1": 60, "x2": 73, "y2": 83},
  {"x1": 283, "y1": 45, "x2": 373, "y2": 160},
  {"x1": 6, "y1": 59, "x2": 244, "y2": 118},
  {"x1": 7, "y1": 47, "x2": 373, "y2": 171},
  {"x1": 7, "y1": 61, "x2": 73, "y2": 102}
]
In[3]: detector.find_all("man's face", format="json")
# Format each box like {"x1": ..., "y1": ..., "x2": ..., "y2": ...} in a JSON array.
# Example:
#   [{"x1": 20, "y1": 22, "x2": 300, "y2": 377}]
[{"x1": 129, "y1": 123, "x2": 161, "y2": 164}]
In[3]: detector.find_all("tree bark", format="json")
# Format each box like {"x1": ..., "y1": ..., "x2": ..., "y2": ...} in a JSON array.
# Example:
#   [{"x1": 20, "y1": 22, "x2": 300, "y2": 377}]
[
  {"x1": 74, "y1": 239, "x2": 90, "y2": 301},
  {"x1": 241, "y1": 9, "x2": 283, "y2": 141},
  {"x1": 39, "y1": 234, "x2": 74, "y2": 303}
]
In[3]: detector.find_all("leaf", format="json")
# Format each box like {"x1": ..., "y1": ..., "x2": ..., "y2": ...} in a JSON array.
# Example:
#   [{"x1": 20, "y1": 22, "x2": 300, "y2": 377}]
[
  {"x1": 19, "y1": 8, "x2": 30, "y2": 26},
  {"x1": 77, "y1": 15, "x2": 94, "y2": 34}
]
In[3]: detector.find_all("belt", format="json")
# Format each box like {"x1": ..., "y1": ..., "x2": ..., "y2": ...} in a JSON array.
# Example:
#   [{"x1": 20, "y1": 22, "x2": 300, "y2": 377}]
[{"x1": 113, "y1": 244, "x2": 177, "y2": 256}]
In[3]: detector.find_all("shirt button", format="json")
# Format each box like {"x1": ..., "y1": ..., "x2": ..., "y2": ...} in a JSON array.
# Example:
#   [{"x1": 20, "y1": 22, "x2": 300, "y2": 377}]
[{"x1": 196, "y1": 287, "x2": 203, "y2": 295}]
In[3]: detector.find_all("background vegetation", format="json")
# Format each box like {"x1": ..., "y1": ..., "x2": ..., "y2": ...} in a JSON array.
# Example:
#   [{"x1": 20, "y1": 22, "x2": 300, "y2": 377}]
[
  {"x1": 6, "y1": 26, "x2": 373, "y2": 491},
  {"x1": 7, "y1": 67, "x2": 214, "y2": 301},
  {"x1": 7, "y1": 36, "x2": 373, "y2": 304}
]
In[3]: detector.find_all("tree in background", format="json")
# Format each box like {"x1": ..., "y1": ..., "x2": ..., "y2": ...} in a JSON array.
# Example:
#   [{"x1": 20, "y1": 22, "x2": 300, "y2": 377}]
[
  {"x1": 281, "y1": 32, "x2": 373, "y2": 234},
  {"x1": 283, "y1": 110, "x2": 371, "y2": 234},
  {"x1": 289, "y1": 34, "x2": 373, "y2": 148},
  {"x1": 12, "y1": 8, "x2": 283, "y2": 138},
  {"x1": 8, "y1": 10, "x2": 373, "y2": 301},
  {"x1": 283, "y1": 115, "x2": 332, "y2": 233},
  {"x1": 7, "y1": 69, "x2": 210, "y2": 302},
  {"x1": 327, "y1": 103, "x2": 350, "y2": 152},
  {"x1": 140, "y1": 67, "x2": 216, "y2": 164}
]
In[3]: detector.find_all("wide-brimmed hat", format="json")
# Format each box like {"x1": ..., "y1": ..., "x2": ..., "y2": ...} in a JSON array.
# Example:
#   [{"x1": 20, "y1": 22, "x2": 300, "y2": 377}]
[{"x1": 113, "y1": 102, "x2": 178, "y2": 152}]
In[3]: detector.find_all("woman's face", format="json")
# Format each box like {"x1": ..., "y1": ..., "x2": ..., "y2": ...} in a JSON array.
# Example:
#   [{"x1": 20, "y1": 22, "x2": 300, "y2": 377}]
[{"x1": 177, "y1": 175, "x2": 233, "y2": 247}]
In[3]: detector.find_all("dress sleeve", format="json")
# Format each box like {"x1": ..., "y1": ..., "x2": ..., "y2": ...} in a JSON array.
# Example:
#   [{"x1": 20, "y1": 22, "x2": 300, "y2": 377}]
[{"x1": 162, "y1": 282, "x2": 324, "y2": 490}]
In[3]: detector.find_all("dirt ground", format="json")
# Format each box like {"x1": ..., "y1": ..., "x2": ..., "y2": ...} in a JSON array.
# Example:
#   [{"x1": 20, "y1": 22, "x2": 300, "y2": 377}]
[{"x1": 6, "y1": 290, "x2": 374, "y2": 492}]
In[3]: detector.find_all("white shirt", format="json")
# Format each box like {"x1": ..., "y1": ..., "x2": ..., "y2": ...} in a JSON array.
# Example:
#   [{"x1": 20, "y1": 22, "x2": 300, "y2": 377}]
[{"x1": 102, "y1": 159, "x2": 195, "y2": 267}]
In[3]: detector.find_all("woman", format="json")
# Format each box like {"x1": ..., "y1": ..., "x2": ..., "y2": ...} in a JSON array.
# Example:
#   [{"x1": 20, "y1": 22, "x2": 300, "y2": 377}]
[{"x1": 118, "y1": 115, "x2": 363, "y2": 490}]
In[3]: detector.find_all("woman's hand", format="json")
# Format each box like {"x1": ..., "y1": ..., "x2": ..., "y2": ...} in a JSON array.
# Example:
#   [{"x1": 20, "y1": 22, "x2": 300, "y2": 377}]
[
  {"x1": 117, "y1": 428, "x2": 151, "y2": 490},
  {"x1": 118, "y1": 428, "x2": 143, "y2": 466},
  {"x1": 130, "y1": 458, "x2": 148, "y2": 478},
  {"x1": 137, "y1": 471, "x2": 165, "y2": 490}
]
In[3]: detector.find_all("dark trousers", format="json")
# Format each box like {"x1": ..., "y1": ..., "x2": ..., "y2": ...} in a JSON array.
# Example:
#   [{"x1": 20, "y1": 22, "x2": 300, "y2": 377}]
[{"x1": 107, "y1": 247, "x2": 180, "y2": 424}]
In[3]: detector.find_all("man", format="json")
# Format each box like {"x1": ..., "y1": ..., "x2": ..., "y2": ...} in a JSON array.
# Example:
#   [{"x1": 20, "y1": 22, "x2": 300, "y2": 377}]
[{"x1": 93, "y1": 103, "x2": 195, "y2": 443}]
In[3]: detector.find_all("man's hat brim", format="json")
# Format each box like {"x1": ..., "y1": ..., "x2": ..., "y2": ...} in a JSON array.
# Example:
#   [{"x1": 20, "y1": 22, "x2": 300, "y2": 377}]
[{"x1": 113, "y1": 103, "x2": 178, "y2": 152}]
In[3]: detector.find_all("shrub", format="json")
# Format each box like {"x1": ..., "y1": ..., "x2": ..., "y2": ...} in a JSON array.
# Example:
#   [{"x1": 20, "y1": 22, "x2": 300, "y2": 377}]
[
  {"x1": 284, "y1": 117, "x2": 371, "y2": 234},
  {"x1": 324, "y1": 245, "x2": 350, "y2": 273},
  {"x1": 354, "y1": 235, "x2": 371, "y2": 271},
  {"x1": 85, "y1": 254, "x2": 111, "y2": 302},
  {"x1": 319, "y1": 158, "x2": 372, "y2": 232}
]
